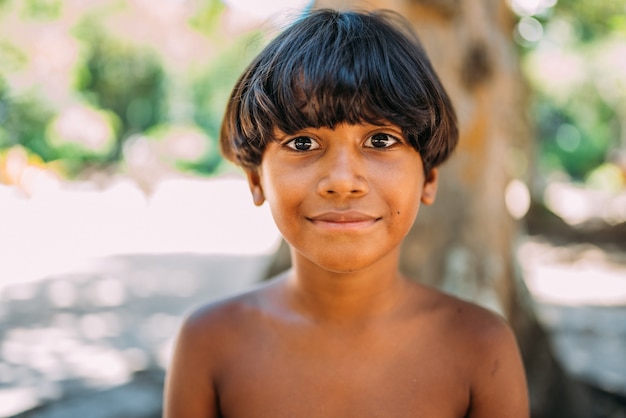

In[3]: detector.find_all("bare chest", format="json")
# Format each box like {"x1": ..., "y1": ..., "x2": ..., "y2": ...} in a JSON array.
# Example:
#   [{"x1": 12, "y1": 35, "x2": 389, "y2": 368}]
[{"x1": 215, "y1": 325, "x2": 470, "y2": 418}]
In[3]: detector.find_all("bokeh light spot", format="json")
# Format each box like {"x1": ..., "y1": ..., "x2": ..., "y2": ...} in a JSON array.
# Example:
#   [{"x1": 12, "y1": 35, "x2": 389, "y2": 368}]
[
  {"x1": 123, "y1": 347, "x2": 149, "y2": 372},
  {"x1": 517, "y1": 16, "x2": 543, "y2": 43},
  {"x1": 505, "y1": 179, "x2": 531, "y2": 219},
  {"x1": 555, "y1": 123, "x2": 581, "y2": 152},
  {"x1": 91, "y1": 277, "x2": 126, "y2": 307},
  {"x1": 47, "y1": 280, "x2": 77, "y2": 308}
]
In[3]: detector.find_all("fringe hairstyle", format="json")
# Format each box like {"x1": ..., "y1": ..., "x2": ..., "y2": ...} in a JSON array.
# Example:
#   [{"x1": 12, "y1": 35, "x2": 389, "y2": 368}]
[{"x1": 220, "y1": 9, "x2": 458, "y2": 174}]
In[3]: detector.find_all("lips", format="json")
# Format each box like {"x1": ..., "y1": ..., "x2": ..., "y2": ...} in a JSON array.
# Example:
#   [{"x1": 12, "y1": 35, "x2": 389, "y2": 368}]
[
  {"x1": 309, "y1": 211, "x2": 377, "y2": 222},
  {"x1": 307, "y1": 211, "x2": 380, "y2": 230}
]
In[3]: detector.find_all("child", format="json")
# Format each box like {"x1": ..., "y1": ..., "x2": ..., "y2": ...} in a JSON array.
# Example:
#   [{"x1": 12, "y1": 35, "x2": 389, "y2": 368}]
[{"x1": 164, "y1": 8, "x2": 529, "y2": 418}]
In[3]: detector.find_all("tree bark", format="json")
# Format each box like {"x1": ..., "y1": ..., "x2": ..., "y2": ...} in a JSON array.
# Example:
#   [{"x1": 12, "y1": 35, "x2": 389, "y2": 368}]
[{"x1": 263, "y1": 0, "x2": 595, "y2": 416}]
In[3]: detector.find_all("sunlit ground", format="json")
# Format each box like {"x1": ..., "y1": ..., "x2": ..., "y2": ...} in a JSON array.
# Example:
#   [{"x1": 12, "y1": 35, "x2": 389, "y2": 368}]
[
  {"x1": 0, "y1": 174, "x2": 282, "y2": 417},
  {"x1": 0, "y1": 175, "x2": 280, "y2": 287},
  {"x1": 0, "y1": 175, "x2": 625, "y2": 416}
]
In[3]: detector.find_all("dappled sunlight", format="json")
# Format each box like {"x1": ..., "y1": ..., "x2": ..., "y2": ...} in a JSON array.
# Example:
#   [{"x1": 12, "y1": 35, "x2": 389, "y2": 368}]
[
  {"x1": 0, "y1": 249, "x2": 274, "y2": 415},
  {"x1": 0, "y1": 324, "x2": 132, "y2": 415}
]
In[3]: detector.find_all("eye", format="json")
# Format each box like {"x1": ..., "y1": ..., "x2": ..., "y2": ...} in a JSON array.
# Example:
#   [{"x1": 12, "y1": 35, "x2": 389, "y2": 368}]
[
  {"x1": 285, "y1": 136, "x2": 320, "y2": 151},
  {"x1": 364, "y1": 133, "x2": 400, "y2": 149}
]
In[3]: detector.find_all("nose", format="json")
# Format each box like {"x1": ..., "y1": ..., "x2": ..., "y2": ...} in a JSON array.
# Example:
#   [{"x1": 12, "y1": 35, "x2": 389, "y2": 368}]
[{"x1": 317, "y1": 145, "x2": 368, "y2": 198}]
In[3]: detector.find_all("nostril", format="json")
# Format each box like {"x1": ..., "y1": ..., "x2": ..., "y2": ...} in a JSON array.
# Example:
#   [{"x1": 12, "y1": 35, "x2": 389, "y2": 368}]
[{"x1": 318, "y1": 170, "x2": 368, "y2": 197}]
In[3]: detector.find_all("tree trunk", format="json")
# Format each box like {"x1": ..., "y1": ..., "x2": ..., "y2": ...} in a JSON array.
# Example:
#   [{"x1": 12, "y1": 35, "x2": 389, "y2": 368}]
[{"x1": 264, "y1": 0, "x2": 594, "y2": 416}]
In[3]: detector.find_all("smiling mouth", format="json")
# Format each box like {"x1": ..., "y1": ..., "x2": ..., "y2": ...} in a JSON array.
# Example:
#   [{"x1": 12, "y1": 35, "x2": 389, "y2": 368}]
[{"x1": 307, "y1": 211, "x2": 380, "y2": 230}]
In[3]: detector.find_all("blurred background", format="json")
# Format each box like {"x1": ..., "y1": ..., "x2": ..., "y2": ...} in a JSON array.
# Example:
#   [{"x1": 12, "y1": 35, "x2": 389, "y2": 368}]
[{"x1": 0, "y1": 0, "x2": 624, "y2": 417}]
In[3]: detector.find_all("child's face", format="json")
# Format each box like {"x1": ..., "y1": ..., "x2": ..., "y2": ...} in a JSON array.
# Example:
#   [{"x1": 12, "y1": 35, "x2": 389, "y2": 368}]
[{"x1": 246, "y1": 122, "x2": 438, "y2": 273}]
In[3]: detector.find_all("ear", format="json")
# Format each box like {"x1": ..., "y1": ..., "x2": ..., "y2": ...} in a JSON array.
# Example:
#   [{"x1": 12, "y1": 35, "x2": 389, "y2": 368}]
[
  {"x1": 420, "y1": 167, "x2": 438, "y2": 205},
  {"x1": 245, "y1": 168, "x2": 265, "y2": 206}
]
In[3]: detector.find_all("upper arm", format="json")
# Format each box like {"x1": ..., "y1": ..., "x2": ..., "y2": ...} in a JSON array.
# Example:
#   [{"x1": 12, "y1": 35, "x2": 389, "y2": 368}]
[
  {"x1": 163, "y1": 311, "x2": 220, "y2": 418},
  {"x1": 466, "y1": 315, "x2": 529, "y2": 418}
]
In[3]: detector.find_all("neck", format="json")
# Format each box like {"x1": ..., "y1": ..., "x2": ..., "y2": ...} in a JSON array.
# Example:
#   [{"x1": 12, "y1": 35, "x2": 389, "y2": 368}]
[{"x1": 284, "y1": 248, "x2": 411, "y2": 323}]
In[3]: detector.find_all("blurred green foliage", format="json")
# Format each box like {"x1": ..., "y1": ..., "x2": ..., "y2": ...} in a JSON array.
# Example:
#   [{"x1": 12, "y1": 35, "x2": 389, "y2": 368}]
[
  {"x1": 190, "y1": 36, "x2": 264, "y2": 173},
  {"x1": 519, "y1": 0, "x2": 626, "y2": 185},
  {"x1": 0, "y1": 82, "x2": 55, "y2": 159},
  {"x1": 189, "y1": 0, "x2": 226, "y2": 35},
  {"x1": 73, "y1": 21, "x2": 167, "y2": 161},
  {"x1": 555, "y1": 0, "x2": 626, "y2": 40},
  {"x1": 0, "y1": 0, "x2": 263, "y2": 180},
  {"x1": 535, "y1": 93, "x2": 614, "y2": 179},
  {"x1": 21, "y1": 0, "x2": 62, "y2": 20}
]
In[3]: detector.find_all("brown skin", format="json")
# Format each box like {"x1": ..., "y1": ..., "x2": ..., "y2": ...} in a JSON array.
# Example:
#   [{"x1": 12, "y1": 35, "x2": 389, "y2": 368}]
[{"x1": 164, "y1": 123, "x2": 529, "y2": 417}]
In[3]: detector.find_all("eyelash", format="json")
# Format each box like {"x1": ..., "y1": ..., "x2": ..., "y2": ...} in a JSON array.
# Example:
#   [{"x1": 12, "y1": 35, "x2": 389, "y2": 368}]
[
  {"x1": 285, "y1": 136, "x2": 320, "y2": 151},
  {"x1": 364, "y1": 133, "x2": 400, "y2": 149},
  {"x1": 284, "y1": 132, "x2": 401, "y2": 152}
]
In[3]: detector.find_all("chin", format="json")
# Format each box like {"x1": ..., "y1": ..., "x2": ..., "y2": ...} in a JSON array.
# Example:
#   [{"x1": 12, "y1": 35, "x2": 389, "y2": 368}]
[{"x1": 296, "y1": 250, "x2": 394, "y2": 275}]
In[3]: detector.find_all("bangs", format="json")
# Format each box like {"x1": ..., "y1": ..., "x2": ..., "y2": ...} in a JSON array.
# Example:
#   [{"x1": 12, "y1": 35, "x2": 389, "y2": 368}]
[
  {"x1": 246, "y1": 9, "x2": 434, "y2": 139},
  {"x1": 277, "y1": 72, "x2": 391, "y2": 133},
  {"x1": 221, "y1": 9, "x2": 457, "y2": 172}
]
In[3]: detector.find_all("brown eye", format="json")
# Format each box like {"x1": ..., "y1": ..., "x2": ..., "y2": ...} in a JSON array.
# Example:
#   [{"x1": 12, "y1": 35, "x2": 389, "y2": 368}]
[
  {"x1": 365, "y1": 133, "x2": 398, "y2": 149},
  {"x1": 286, "y1": 136, "x2": 319, "y2": 151}
]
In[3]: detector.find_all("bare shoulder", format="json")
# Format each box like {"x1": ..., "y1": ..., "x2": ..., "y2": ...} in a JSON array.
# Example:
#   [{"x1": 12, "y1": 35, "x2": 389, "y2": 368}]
[
  {"x1": 415, "y1": 284, "x2": 529, "y2": 417},
  {"x1": 416, "y1": 284, "x2": 517, "y2": 351},
  {"x1": 163, "y1": 277, "x2": 283, "y2": 418},
  {"x1": 176, "y1": 276, "x2": 281, "y2": 350}
]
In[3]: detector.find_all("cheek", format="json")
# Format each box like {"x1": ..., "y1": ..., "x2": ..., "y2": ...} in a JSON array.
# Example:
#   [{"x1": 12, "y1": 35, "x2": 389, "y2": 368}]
[
  {"x1": 393, "y1": 195, "x2": 421, "y2": 227},
  {"x1": 261, "y1": 170, "x2": 305, "y2": 226},
  {"x1": 383, "y1": 169, "x2": 424, "y2": 223}
]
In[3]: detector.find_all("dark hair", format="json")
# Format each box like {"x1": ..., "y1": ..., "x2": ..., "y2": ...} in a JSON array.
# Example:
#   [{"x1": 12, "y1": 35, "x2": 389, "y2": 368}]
[{"x1": 220, "y1": 8, "x2": 458, "y2": 174}]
